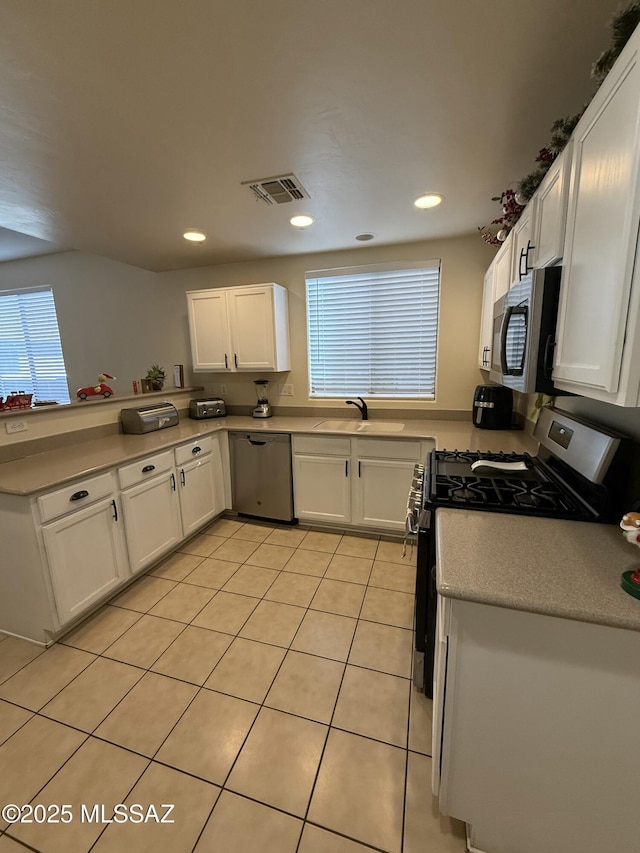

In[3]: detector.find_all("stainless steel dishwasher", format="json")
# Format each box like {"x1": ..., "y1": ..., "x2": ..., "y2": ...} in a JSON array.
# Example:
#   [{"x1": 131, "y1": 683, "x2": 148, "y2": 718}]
[{"x1": 228, "y1": 431, "x2": 295, "y2": 522}]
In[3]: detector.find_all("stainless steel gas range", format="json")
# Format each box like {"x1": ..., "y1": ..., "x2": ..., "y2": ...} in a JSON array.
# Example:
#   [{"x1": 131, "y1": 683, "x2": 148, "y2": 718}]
[{"x1": 406, "y1": 407, "x2": 630, "y2": 696}]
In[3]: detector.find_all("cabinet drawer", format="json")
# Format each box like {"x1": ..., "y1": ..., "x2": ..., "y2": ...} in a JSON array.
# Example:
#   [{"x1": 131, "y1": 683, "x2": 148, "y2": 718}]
[
  {"x1": 118, "y1": 450, "x2": 175, "y2": 489},
  {"x1": 355, "y1": 438, "x2": 422, "y2": 460},
  {"x1": 38, "y1": 472, "x2": 116, "y2": 523},
  {"x1": 292, "y1": 435, "x2": 351, "y2": 456},
  {"x1": 174, "y1": 435, "x2": 213, "y2": 466}
]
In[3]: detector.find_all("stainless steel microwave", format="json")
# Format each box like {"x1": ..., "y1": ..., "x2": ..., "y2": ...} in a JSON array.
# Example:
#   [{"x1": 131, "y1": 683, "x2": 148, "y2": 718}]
[{"x1": 489, "y1": 266, "x2": 566, "y2": 395}]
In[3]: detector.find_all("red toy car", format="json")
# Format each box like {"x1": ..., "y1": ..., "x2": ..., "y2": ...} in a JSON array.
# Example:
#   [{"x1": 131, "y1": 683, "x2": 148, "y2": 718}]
[{"x1": 76, "y1": 373, "x2": 116, "y2": 400}]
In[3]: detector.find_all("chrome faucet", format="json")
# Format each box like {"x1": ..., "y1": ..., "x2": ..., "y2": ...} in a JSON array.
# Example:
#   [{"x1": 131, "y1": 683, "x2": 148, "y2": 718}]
[{"x1": 346, "y1": 396, "x2": 368, "y2": 420}]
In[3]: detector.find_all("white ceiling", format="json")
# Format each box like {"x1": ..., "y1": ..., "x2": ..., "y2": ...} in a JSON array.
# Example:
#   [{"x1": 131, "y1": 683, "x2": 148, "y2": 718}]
[{"x1": 0, "y1": 0, "x2": 623, "y2": 272}]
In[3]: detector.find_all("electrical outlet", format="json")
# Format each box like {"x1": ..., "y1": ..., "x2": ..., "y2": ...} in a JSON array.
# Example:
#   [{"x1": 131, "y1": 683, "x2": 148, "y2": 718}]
[
  {"x1": 279, "y1": 383, "x2": 294, "y2": 396},
  {"x1": 5, "y1": 419, "x2": 27, "y2": 434},
  {"x1": 220, "y1": 384, "x2": 228, "y2": 395}
]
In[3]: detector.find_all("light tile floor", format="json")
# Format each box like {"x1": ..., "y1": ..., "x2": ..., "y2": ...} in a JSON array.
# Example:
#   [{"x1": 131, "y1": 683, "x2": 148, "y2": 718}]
[{"x1": 0, "y1": 517, "x2": 466, "y2": 853}]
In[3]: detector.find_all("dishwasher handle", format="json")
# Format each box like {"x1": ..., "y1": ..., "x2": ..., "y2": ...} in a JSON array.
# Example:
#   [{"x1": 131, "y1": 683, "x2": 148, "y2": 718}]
[{"x1": 248, "y1": 438, "x2": 267, "y2": 446}]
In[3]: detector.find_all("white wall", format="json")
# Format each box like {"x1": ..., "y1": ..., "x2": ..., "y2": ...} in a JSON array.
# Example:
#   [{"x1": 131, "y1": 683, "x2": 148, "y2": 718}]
[
  {"x1": 0, "y1": 236, "x2": 496, "y2": 447},
  {"x1": 0, "y1": 250, "x2": 194, "y2": 398},
  {"x1": 159, "y1": 234, "x2": 496, "y2": 414}
]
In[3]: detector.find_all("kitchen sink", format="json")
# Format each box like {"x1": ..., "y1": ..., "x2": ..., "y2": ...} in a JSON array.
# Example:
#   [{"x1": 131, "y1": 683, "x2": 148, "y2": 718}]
[
  {"x1": 356, "y1": 421, "x2": 405, "y2": 432},
  {"x1": 314, "y1": 419, "x2": 405, "y2": 432}
]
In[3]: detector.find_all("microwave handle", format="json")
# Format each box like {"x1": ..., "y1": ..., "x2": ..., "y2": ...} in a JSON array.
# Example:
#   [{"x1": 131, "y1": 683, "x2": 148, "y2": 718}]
[
  {"x1": 501, "y1": 305, "x2": 528, "y2": 375},
  {"x1": 543, "y1": 333, "x2": 555, "y2": 378}
]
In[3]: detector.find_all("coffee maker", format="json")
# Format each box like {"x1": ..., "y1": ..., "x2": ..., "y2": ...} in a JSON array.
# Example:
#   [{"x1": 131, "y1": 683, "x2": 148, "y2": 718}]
[
  {"x1": 473, "y1": 384, "x2": 513, "y2": 429},
  {"x1": 251, "y1": 379, "x2": 273, "y2": 419}
]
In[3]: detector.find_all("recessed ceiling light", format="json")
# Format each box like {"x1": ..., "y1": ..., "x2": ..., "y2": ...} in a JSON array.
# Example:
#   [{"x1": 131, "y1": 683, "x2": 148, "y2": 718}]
[
  {"x1": 290, "y1": 214, "x2": 314, "y2": 228},
  {"x1": 414, "y1": 193, "x2": 444, "y2": 209},
  {"x1": 355, "y1": 233, "x2": 375, "y2": 241},
  {"x1": 183, "y1": 230, "x2": 206, "y2": 242}
]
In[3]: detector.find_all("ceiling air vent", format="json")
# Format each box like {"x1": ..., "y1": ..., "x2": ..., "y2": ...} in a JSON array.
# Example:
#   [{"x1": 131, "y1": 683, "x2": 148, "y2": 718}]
[{"x1": 243, "y1": 174, "x2": 309, "y2": 205}]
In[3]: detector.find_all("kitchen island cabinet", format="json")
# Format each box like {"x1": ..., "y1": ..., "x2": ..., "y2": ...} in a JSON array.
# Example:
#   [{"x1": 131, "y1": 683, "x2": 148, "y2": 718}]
[{"x1": 434, "y1": 509, "x2": 640, "y2": 853}]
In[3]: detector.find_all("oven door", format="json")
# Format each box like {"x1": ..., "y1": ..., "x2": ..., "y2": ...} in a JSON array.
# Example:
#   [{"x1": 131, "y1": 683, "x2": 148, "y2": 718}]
[{"x1": 415, "y1": 508, "x2": 437, "y2": 697}]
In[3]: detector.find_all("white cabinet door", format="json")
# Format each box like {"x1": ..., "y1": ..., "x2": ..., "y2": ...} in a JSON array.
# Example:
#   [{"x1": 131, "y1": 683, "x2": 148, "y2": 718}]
[
  {"x1": 509, "y1": 201, "x2": 536, "y2": 284},
  {"x1": 120, "y1": 472, "x2": 182, "y2": 573},
  {"x1": 177, "y1": 455, "x2": 217, "y2": 537},
  {"x1": 353, "y1": 457, "x2": 416, "y2": 531},
  {"x1": 492, "y1": 233, "x2": 514, "y2": 300},
  {"x1": 553, "y1": 30, "x2": 640, "y2": 404},
  {"x1": 532, "y1": 146, "x2": 570, "y2": 268},
  {"x1": 187, "y1": 290, "x2": 232, "y2": 372},
  {"x1": 42, "y1": 497, "x2": 128, "y2": 626},
  {"x1": 437, "y1": 599, "x2": 640, "y2": 853},
  {"x1": 227, "y1": 285, "x2": 280, "y2": 370},
  {"x1": 292, "y1": 454, "x2": 351, "y2": 524},
  {"x1": 478, "y1": 264, "x2": 495, "y2": 369}
]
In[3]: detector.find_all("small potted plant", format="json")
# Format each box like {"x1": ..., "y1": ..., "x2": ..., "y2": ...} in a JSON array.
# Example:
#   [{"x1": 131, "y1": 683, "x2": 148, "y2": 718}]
[{"x1": 145, "y1": 364, "x2": 166, "y2": 391}]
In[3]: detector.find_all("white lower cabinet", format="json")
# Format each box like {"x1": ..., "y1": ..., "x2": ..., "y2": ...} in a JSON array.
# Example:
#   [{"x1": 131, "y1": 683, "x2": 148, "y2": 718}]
[
  {"x1": 434, "y1": 597, "x2": 640, "y2": 853},
  {"x1": 118, "y1": 450, "x2": 182, "y2": 574},
  {"x1": 175, "y1": 436, "x2": 224, "y2": 537},
  {"x1": 292, "y1": 437, "x2": 351, "y2": 524},
  {"x1": 292, "y1": 434, "x2": 433, "y2": 531},
  {"x1": 0, "y1": 470, "x2": 130, "y2": 644},
  {"x1": 42, "y1": 496, "x2": 129, "y2": 625},
  {"x1": 119, "y1": 436, "x2": 224, "y2": 573}
]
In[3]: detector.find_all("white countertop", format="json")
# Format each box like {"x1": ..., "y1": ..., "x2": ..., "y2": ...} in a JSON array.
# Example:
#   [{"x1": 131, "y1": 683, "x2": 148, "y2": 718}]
[
  {"x1": 436, "y1": 508, "x2": 640, "y2": 632},
  {"x1": 0, "y1": 414, "x2": 536, "y2": 496}
]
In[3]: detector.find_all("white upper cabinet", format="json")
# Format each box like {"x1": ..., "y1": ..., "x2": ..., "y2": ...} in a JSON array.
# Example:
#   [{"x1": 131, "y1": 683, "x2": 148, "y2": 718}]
[
  {"x1": 478, "y1": 264, "x2": 495, "y2": 369},
  {"x1": 532, "y1": 145, "x2": 571, "y2": 268},
  {"x1": 553, "y1": 25, "x2": 640, "y2": 405},
  {"x1": 187, "y1": 283, "x2": 291, "y2": 372},
  {"x1": 492, "y1": 232, "x2": 514, "y2": 301},
  {"x1": 510, "y1": 200, "x2": 536, "y2": 283}
]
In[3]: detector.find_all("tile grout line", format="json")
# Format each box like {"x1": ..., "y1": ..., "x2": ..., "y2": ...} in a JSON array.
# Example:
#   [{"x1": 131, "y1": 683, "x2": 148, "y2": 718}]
[{"x1": 1, "y1": 519, "x2": 416, "y2": 853}]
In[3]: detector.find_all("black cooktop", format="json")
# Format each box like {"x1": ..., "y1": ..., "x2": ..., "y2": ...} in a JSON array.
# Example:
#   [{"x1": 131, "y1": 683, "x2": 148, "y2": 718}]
[{"x1": 426, "y1": 449, "x2": 596, "y2": 520}]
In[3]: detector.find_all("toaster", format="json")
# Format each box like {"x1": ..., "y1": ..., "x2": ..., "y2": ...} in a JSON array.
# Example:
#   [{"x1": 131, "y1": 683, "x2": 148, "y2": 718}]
[
  {"x1": 189, "y1": 398, "x2": 226, "y2": 419},
  {"x1": 121, "y1": 402, "x2": 179, "y2": 434}
]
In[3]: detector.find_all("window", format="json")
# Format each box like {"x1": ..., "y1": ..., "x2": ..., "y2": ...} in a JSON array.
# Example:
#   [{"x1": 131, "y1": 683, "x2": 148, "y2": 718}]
[
  {"x1": 306, "y1": 261, "x2": 440, "y2": 399},
  {"x1": 0, "y1": 286, "x2": 70, "y2": 404}
]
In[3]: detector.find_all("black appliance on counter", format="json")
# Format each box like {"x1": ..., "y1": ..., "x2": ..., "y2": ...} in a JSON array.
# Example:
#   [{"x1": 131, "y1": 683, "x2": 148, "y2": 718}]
[
  {"x1": 472, "y1": 384, "x2": 513, "y2": 429},
  {"x1": 406, "y1": 407, "x2": 629, "y2": 697}
]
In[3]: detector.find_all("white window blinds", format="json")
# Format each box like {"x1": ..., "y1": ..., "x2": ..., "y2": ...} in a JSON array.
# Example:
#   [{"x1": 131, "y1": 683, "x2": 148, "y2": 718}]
[
  {"x1": 0, "y1": 287, "x2": 71, "y2": 404},
  {"x1": 306, "y1": 262, "x2": 440, "y2": 399}
]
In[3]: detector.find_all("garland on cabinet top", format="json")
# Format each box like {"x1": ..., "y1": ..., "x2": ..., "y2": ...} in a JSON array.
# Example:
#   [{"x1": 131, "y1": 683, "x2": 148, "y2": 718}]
[{"x1": 478, "y1": 2, "x2": 640, "y2": 247}]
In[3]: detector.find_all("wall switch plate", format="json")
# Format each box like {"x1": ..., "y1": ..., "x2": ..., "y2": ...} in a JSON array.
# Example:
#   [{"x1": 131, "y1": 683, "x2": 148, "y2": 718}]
[
  {"x1": 279, "y1": 383, "x2": 294, "y2": 396},
  {"x1": 220, "y1": 384, "x2": 228, "y2": 395},
  {"x1": 6, "y1": 420, "x2": 28, "y2": 434}
]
